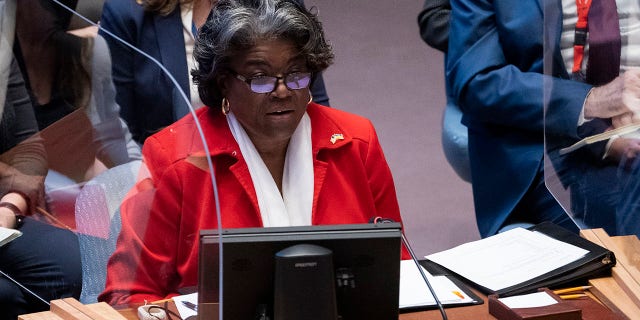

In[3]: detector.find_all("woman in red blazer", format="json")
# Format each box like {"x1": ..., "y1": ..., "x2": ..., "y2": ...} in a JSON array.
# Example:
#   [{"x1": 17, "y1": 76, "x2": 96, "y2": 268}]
[{"x1": 99, "y1": 0, "x2": 408, "y2": 306}]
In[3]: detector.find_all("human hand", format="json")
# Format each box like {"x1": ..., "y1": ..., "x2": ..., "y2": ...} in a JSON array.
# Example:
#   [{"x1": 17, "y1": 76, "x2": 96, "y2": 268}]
[
  {"x1": 84, "y1": 158, "x2": 108, "y2": 181},
  {"x1": 0, "y1": 164, "x2": 45, "y2": 214},
  {"x1": 0, "y1": 207, "x2": 17, "y2": 229},
  {"x1": 584, "y1": 69, "x2": 640, "y2": 121},
  {"x1": 612, "y1": 112, "x2": 640, "y2": 128},
  {"x1": 67, "y1": 25, "x2": 99, "y2": 39},
  {"x1": 605, "y1": 137, "x2": 640, "y2": 163}
]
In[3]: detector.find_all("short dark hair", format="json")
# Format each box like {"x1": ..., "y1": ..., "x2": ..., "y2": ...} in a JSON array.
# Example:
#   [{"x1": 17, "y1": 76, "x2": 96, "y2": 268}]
[{"x1": 191, "y1": 0, "x2": 334, "y2": 108}]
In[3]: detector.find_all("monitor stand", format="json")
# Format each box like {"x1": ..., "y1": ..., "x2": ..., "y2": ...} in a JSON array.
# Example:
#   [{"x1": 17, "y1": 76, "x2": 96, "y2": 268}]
[{"x1": 273, "y1": 244, "x2": 338, "y2": 320}]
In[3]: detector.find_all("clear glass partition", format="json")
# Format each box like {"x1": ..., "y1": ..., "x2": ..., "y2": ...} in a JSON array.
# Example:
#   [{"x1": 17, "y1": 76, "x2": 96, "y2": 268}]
[
  {"x1": 4, "y1": 1, "x2": 398, "y2": 318},
  {"x1": 2, "y1": 0, "x2": 222, "y2": 317},
  {"x1": 543, "y1": 0, "x2": 640, "y2": 238}
]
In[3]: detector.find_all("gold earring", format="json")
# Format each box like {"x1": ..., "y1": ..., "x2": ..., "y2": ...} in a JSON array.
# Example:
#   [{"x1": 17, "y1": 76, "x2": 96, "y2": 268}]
[
  {"x1": 308, "y1": 91, "x2": 313, "y2": 105},
  {"x1": 221, "y1": 98, "x2": 230, "y2": 115}
]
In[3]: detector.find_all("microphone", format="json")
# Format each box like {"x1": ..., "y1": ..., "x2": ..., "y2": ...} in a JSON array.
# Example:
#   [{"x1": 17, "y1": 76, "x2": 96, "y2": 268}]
[{"x1": 371, "y1": 217, "x2": 448, "y2": 320}]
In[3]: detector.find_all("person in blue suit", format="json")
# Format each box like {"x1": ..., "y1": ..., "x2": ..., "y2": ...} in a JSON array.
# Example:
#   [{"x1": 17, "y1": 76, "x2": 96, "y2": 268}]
[
  {"x1": 100, "y1": 0, "x2": 331, "y2": 145},
  {"x1": 446, "y1": 0, "x2": 640, "y2": 237}
]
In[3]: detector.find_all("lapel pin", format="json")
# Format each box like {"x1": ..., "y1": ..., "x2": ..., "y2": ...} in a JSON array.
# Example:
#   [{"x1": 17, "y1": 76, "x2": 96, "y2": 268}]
[{"x1": 330, "y1": 133, "x2": 344, "y2": 144}]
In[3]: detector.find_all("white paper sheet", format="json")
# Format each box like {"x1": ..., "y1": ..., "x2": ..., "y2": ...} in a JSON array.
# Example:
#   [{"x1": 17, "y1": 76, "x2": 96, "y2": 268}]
[
  {"x1": 498, "y1": 291, "x2": 558, "y2": 308},
  {"x1": 0, "y1": 226, "x2": 21, "y2": 247},
  {"x1": 425, "y1": 228, "x2": 589, "y2": 291},
  {"x1": 173, "y1": 292, "x2": 198, "y2": 318},
  {"x1": 399, "y1": 260, "x2": 475, "y2": 308}
]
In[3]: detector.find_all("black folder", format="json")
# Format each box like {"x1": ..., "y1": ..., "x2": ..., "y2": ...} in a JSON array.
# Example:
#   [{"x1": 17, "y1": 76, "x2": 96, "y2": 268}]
[{"x1": 423, "y1": 222, "x2": 616, "y2": 297}]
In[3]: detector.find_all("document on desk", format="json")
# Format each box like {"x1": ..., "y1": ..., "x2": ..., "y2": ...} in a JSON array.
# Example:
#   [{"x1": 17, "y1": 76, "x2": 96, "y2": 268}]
[
  {"x1": 173, "y1": 292, "x2": 198, "y2": 318},
  {"x1": 399, "y1": 260, "x2": 476, "y2": 309},
  {"x1": 425, "y1": 227, "x2": 589, "y2": 293},
  {"x1": 0, "y1": 226, "x2": 21, "y2": 247}
]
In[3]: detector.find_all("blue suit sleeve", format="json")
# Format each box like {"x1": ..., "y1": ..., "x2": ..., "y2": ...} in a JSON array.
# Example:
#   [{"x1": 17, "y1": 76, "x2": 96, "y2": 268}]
[{"x1": 446, "y1": 0, "x2": 591, "y2": 137}]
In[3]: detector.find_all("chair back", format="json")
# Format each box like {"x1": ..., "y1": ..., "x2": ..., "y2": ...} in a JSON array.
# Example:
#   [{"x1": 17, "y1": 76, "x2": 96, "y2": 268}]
[
  {"x1": 441, "y1": 101, "x2": 471, "y2": 182},
  {"x1": 74, "y1": 160, "x2": 142, "y2": 303}
]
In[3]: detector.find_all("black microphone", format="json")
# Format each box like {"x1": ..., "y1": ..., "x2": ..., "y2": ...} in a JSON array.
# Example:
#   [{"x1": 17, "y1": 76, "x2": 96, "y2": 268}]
[{"x1": 371, "y1": 217, "x2": 448, "y2": 320}]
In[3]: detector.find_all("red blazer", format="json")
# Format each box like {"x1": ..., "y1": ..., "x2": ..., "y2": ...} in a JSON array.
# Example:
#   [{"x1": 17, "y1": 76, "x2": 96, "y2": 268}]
[{"x1": 99, "y1": 103, "x2": 407, "y2": 305}]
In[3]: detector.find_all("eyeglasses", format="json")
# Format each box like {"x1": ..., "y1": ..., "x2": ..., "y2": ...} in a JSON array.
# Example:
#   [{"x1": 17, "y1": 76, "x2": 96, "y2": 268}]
[{"x1": 231, "y1": 70, "x2": 312, "y2": 94}]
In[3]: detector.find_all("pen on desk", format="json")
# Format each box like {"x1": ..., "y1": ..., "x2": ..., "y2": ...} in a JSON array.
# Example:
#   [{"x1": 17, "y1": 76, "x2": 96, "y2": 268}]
[
  {"x1": 553, "y1": 286, "x2": 592, "y2": 295},
  {"x1": 559, "y1": 293, "x2": 588, "y2": 300},
  {"x1": 150, "y1": 298, "x2": 174, "y2": 304},
  {"x1": 182, "y1": 300, "x2": 198, "y2": 312}
]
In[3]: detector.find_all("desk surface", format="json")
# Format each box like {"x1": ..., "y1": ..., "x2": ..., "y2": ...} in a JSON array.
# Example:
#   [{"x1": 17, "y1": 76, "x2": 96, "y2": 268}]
[
  {"x1": 118, "y1": 306, "x2": 496, "y2": 320},
  {"x1": 401, "y1": 293, "x2": 495, "y2": 320},
  {"x1": 116, "y1": 289, "x2": 497, "y2": 320},
  {"x1": 115, "y1": 230, "x2": 640, "y2": 319}
]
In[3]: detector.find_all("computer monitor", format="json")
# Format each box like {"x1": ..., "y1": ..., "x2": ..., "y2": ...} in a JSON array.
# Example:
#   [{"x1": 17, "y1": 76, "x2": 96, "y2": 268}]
[{"x1": 198, "y1": 223, "x2": 402, "y2": 320}]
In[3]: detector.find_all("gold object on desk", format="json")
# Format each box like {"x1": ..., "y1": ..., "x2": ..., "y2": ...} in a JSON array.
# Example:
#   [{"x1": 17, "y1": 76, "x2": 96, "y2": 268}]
[
  {"x1": 552, "y1": 286, "x2": 592, "y2": 295},
  {"x1": 558, "y1": 294, "x2": 588, "y2": 300}
]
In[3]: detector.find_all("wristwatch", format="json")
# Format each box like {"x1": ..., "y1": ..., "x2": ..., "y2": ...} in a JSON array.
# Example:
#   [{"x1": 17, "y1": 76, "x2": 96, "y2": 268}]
[{"x1": 0, "y1": 202, "x2": 25, "y2": 228}]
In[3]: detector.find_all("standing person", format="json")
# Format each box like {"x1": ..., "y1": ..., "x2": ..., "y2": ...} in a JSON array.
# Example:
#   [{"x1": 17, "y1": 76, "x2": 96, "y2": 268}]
[
  {"x1": 99, "y1": 0, "x2": 408, "y2": 306},
  {"x1": 445, "y1": 0, "x2": 640, "y2": 237},
  {"x1": 99, "y1": 0, "x2": 331, "y2": 145}
]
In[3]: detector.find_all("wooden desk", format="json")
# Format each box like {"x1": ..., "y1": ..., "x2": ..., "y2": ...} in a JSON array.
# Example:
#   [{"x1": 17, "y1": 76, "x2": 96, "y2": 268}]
[
  {"x1": 116, "y1": 290, "x2": 497, "y2": 320},
  {"x1": 117, "y1": 305, "x2": 496, "y2": 320},
  {"x1": 23, "y1": 230, "x2": 637, "y2": 319},
  {"x1": 115, "y1": 285, "x2": 623, "y2": 320},
  {"x1": 400, "y1": 289, "x2": 495, "y2": 320}
]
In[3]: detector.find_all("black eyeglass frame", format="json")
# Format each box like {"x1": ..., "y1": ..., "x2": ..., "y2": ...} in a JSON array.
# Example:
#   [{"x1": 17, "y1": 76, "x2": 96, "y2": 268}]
[{"x1": 229, "y1": 70, "x2": 313, "y2": 94}]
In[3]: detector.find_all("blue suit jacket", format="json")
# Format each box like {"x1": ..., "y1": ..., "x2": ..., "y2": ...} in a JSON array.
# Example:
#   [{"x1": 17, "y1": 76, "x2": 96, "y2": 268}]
[
  {"x1": 100, "y1": 0, "x2": 330, "y2": 144},
  {"x1": 446, "y1": 0, "x2": 594, "y2": 236}
]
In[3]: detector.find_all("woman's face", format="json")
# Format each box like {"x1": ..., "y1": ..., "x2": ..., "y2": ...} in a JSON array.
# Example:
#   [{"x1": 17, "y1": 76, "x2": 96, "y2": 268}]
[{"x1": 219, "y1": 38, "x2": 311, "y2": 148}]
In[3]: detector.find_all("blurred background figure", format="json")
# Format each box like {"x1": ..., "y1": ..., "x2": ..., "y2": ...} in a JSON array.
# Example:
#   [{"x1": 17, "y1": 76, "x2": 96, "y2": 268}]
[
  {"x1": 542, "y1": 0, "x2": 640, "y2": 237},
  {"x1": 446, "y1": 0, "x2": 640, "y2": 238},
  {"x1": 0, "y1": 46, "x2": 81, "y2": 320},
  {"x1": 1, "y1": 0, "x2": 144, "y2": 317},
  {"x1": 13, "y1": 0, "x2": 140, "y2": 228}
]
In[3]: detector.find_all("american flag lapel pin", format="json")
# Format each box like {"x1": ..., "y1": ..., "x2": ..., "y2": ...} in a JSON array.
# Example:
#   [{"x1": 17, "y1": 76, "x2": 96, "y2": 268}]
[{"x1": 330, "y1": 133, "x2": 344, "y2": 144}]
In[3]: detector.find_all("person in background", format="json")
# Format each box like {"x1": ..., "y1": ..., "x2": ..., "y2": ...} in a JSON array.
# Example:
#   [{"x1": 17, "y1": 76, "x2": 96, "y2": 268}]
[
  {"x1": 417, "y1": 0, "x2": 538, "y2": 234},
  {"x1": 100, "y1": 0, "x2": 331, "y2": 145},
  {"x1": 417, "y1": 0, "x2": 450, "y2": 53},
  {"x1": 0, "y1": 55, "x2": 82, "y2": 319},
  {"x1": 445, "y1": 0, "x2": 640, "y2": 237},
  {"x1": 12, "y1": 0, "x2": 140, "y2": 226},
  {"x1": 99, "y1": 0, "x2": 408, "y2": 306},
  {"x1": 542, "y1": 0, "x2": 640, "y2": 236}
]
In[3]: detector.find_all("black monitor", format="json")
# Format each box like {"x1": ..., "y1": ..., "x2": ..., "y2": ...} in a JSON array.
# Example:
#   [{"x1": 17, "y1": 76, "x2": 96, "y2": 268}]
[{"x1": 198, "y1": 223, "x2": 402, "y2": 320}]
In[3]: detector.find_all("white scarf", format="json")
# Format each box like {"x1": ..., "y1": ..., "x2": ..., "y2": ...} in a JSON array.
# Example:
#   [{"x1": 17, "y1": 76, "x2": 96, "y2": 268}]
[{"x1": 226, "y1": 112, "x2": 313, "y2": 227}]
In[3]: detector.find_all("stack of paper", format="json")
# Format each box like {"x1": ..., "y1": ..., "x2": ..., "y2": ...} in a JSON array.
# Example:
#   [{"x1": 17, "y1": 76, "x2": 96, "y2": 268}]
[
  {"x1": 427, "y1": 228, "x2": 588, "y2": 293},
  {"x1": 424, "y1": 223, "x2": 615, "y2": 296}
]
